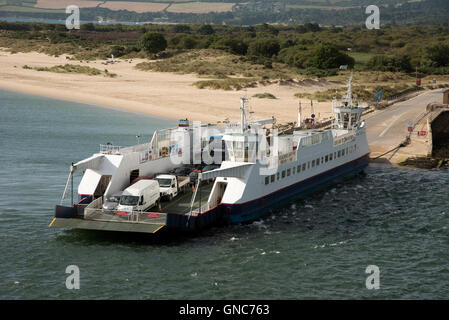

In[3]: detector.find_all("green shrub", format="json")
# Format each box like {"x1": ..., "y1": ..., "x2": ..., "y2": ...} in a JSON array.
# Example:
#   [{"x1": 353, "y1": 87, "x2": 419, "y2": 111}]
[
  {"x1": 139, "y1": 32, "x2": 167, "y2": 54},
  {"x1": 311, "y1": 44, "x2": 355, "y2": 69}
]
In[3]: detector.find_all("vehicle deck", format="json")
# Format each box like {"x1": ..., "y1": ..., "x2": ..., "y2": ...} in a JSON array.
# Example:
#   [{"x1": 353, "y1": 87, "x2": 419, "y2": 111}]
[
  {"x1": 50, "y1": 182, "x2": 215, "y2": 234},
  {"x1": 158, "y1": 182, "x2": 213, "y2": 215}
]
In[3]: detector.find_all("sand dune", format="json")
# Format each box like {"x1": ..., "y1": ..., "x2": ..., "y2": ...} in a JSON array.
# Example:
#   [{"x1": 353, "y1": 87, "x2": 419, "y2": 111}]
[{"x1": 0, "y1": 50, "x2": 336, "y2": 124}]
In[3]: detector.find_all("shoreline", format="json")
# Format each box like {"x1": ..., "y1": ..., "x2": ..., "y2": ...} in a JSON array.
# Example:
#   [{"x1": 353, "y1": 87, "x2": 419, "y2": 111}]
[
  {"x1": 0, "y1": 86, "x2": 177, "y2": 123},
  {"x1": 0, "y1": 50, "x2": 336, "y2": 125}
]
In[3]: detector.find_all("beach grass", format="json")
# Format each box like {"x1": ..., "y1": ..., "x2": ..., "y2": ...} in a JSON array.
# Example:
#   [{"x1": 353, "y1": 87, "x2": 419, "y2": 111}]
[
  {"x1": 136, "y1": 49, "x2": 298, "y2": 88},
  {"x1": 22, "y1": 64, "x2": 117, "y2": 77},
  {"x1": 252, "y1": 92, "x2": 277, "y2": 99}
]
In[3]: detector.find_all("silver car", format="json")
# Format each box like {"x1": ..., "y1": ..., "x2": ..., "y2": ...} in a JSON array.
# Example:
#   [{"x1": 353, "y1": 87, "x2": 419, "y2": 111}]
[{"x1": 102, "y1": 191, "x2": 123, "y2": 210}]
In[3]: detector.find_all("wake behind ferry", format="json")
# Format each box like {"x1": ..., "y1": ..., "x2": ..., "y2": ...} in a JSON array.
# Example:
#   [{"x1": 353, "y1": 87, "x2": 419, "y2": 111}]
[{"x1": 50, "y1": 77, "x2": 370, "y2": 234}]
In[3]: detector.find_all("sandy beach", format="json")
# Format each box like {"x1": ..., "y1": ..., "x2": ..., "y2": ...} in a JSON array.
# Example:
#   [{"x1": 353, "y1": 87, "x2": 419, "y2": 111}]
[{"x1": 0, "y1": 49, "x2": 339, "y2": 124}]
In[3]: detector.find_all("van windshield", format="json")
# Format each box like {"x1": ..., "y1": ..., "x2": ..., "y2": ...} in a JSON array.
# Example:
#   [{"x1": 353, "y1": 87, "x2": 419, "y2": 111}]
[
  {"x1": 106, "y1": 196, "x2": 120, "y2": 203},
  {"x1": 156, "y1": 178, "x2": 172, "y2": 188},
  {"x1": 120, "y1": 195, "x2": 139, "y2": 206}
]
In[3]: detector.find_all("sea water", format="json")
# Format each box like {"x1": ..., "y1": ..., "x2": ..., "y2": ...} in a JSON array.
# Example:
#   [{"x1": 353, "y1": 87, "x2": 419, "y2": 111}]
[{"x1": 0, "y1": 89, "x2": 447, "y2": 299}]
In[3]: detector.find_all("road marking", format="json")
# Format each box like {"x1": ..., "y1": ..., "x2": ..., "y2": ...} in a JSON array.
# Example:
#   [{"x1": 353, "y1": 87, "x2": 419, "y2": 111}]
[{"x1": 378, "y1": 111, "x2": 407, "y2": 137}]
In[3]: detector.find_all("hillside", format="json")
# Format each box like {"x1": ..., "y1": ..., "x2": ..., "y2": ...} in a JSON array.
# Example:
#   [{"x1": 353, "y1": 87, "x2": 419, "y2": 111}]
[{"x1": 1, "y1": 0, "x2": 448, "y2": 26}]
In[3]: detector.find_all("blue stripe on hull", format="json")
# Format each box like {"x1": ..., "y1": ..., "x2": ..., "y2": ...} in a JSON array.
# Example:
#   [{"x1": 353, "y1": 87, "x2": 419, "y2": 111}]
[
  {"x1": 167, "y1": 154, "x2": 369, "y2": 230},
  {"x1": 223, "y1": 154, "x2": 369, "y2": 224}
]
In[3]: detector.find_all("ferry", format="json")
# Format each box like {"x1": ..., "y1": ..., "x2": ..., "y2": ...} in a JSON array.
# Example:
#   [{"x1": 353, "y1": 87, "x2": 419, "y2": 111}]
[{"x1": 50, "y1": 77, "x2": 370, "y2": 234}]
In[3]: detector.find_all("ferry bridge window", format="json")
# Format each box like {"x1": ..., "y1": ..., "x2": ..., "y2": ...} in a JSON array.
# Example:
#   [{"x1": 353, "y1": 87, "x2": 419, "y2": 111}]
[
  {"x1": 271, "y1": 175, "x2": 275, "y2": 183},
  {"x1": 282, "y1": 170, "x2": 286, "y2": 178},
  {"x1": 302, "y1": 163, "x2": 306, "y2": 171},
  {"x1": 287, "y1": 168, "x2": 291, "y2": 176},
  {"x1": 265, "y1": 177, "x2": 269, "y2": 185}
]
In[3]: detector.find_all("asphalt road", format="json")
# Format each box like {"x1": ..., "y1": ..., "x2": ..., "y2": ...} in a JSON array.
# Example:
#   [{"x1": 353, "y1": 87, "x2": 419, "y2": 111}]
[{"x1": 364, "y1": 89, "x2": 443, "y2": 155}]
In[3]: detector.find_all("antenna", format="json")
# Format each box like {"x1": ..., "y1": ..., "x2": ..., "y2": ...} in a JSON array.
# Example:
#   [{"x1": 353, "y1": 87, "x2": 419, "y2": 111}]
[
  {"x1": 240, "y1": 97, "x2": 248, "y2": 133},
  {"x1": 346, "y1": 73, "x2": 353, "y2": 107}
]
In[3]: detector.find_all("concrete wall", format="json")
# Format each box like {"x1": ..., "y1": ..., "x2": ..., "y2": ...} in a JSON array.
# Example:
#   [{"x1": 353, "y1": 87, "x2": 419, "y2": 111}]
[
  {"x1": 427, "y1": 108, "x2": 449, "y2": 157},
  {"x1": 443, "y1": 90, "x2": 449, "y2": 104}
]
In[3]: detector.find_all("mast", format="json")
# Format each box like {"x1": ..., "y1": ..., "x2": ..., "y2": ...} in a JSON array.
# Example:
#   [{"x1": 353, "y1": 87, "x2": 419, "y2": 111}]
[
  {"x1": 346, "y1": 74, "x2": 353, "y2": 107},
  {"x1": 240, "y1": 97, "x2": 248, "y2": 133}
]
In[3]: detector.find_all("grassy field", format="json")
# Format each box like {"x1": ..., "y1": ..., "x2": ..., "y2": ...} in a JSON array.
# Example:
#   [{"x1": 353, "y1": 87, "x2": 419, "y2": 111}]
[
  {"x1": 31, "y1": 0, "x2": 233, "y2": 13},
  {"x1": 33, "y1": 0, "x2": 101, "y2": 9},
  {"x1": 0, "y1": 5, "x2": 64, "y2": 13},
  {"x1": 167, "y1": 2, "x2": 235, "y2": 13},
  {"x1": 99, "y1": 1, "x2": 169, "y2": 13}
]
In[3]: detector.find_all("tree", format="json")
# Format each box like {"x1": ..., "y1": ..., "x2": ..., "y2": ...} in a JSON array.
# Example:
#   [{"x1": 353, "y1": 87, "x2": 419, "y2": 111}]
[
  {"x1": 247, "y1": 39, "x2": 280, "y2": 58},
  {"x1": 173, "y1": 24, "x2": 191, "y2": 34},
  {"x1": 211, "y1": 37, "x2": 248, "y2": 55},
  {"x1": 139, "y1": 32, "x2": 167, "y2": 54},
  {"x1": 198, "y1": 24, "x2": 215, "y2": 35},
  {"x1": 367, "y1": 54, "x2": 412, "y2": 72},
  {"x1": 425, "y1": 43, "x2": 449, "y2": 67},
  {"x1": 311, "y1": 44, "x2": 355, "y2": 69}
]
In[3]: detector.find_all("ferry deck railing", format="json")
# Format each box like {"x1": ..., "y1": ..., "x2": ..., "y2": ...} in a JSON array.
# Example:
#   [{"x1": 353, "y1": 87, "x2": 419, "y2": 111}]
[{"x1": 84, "y1": 207, "x2": 167, "y2": 225}]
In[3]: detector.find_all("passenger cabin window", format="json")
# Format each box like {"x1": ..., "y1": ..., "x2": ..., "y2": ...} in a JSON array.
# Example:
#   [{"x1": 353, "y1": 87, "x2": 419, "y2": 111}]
[
  {"x1": 265, "y1": 177, "x2": 269, "y2": 185},
  {"x1": 277, "y1": 172, "x2": 280, "y2": 180},
  {"x1": 287, "y1": 168, "x2": 291, "y2": 176},
  {"x1": 325, "y1": 155, "x2": 329, "y2": 162},
  {"x1": 312, "y1": 160, "x2": 315, "y2": 167},
  {"x1": 271, "y1": 175, "x2": 275, "y2": 183},
  {"x1": 338, "y1": 150, "x2": 341, "y2": 158},
  {"x1": 330, "y1": 153, "x2": 333, "y2": 161},
  {"x1": 282, "y1": 170, "x2": 286, "y2": 178},
  {"x1": 297, "y1": 165, "x2": 301, "y2": 173},
  {"x1": 316, "y1": 158, "x2": 320, "y2": 166},
  {"x1": 342, "y1": 149, "x2": 345, "y2": 156}
]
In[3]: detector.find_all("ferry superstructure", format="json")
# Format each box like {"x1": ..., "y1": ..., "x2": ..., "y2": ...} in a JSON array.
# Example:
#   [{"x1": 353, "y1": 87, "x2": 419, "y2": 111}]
[{"x1": 51, "y1": 77, "x2": 370, "y2": 234}]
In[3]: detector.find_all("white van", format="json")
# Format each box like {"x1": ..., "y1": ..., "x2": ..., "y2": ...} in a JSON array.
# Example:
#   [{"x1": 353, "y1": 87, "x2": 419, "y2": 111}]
[{"x1": 116, "y1": 180, "x2": 160, "y2": 212}]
